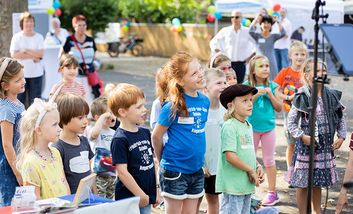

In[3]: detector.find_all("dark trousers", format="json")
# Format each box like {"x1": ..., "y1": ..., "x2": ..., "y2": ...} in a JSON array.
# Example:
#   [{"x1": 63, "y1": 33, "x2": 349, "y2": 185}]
[
  {"x1": 231, "y1": 61, "x2": 246, "y2": 83},
  {"x1": 18, "y1": 76, "x2": 43, "y2": 107}
]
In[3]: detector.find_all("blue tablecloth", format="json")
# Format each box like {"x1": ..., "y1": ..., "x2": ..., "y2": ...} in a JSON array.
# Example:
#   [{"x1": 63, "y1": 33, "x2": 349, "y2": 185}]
[{"x1": 59, "y1": 194, "x2": 114, "y2": 205}]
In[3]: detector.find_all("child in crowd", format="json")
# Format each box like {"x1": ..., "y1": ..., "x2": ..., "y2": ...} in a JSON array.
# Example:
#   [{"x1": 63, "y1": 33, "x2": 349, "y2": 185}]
[
  {"x1": 216, "y1": 84, "x2": 263, "y2": 214},
  {"x1": 0, "y1": 57, "x2": 26, "y2": 206},
  {"x1": 49, "y1": 54, "x2": 85, "y2": 98},
  {"x1": 87, "y1": 96, "x2": 116, "y2": 199},
  {"x1": 17, "y1": 99, "x2": 70, "y2": 199},
  {"x1": 150, "y1": 67, "x2": 168, "y2": 130},
  {"x1": 108, "y1": 83, "x2": 158, "y2": 214},
  {"x1": 152, "y1": 51, "x2": 210, "y2": 214},
  {"x1": 209, "y1": 53, "x2": 237, "y2": 85},
  {"x1": 244, "y1": 55, "x2": 282, "y2": 206},
  {"x1": 274, "y1": 41, "x2": 307, "y2": 170},
  {"x1": 287, "y1": 58, "x2": 346, "y2": 213},
  {"x1": 52, "y1": 94, "x2": 95, "y2": 194},
  {"x1": 201, "y1": 68, "x2": 227, "y2": 214}
]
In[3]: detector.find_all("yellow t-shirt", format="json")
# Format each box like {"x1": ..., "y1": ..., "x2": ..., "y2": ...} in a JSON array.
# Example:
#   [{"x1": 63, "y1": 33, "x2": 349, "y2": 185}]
[{"x1": 21, "y1": 147, "x2": 70, "y2": 199}]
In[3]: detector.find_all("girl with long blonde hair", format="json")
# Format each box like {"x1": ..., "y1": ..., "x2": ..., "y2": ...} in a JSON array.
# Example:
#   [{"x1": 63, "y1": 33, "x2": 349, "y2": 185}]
[
  {"x1": 17, "y1": 99, "x2": 70, "y2": 199},
  {"x1": 152, "y1": 51, "x2": 210, "y2": 214}
]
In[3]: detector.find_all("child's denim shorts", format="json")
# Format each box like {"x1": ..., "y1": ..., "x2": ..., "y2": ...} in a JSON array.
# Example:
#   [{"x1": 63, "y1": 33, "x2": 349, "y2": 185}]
[{"x1": 159, "y1": 168, "x2": 204, "y2": 200}]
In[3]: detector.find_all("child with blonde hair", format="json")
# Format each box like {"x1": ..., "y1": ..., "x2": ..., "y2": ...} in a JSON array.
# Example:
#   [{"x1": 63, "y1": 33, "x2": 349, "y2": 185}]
[
  {"x1": 287, "y1": 58, "x2": 346, "y2": 213},
  {"x1": 49, "y1": 54, "x2": 85, "y2": 98},
  {"x1": 274, "y1": 41, "x2": 307, "y2": 170},
  {"x1": 201, "y1": 68, "x2": 227, "y2": 214},
  {"x1": 0, "y1": 57, "x2": 25, "y2": 206},
  {"x1": 216, "y1": 84, "x2": 263, "y2": 213},
  {"x1": 209, "y1": 53, "x2": 237, "y2": 85},
  {"x1": 17, "y1": 99, "x2": 70, "y2": 199},
  {"x1": 245, "y1": 55, "x2": 282, "y2": 206},
  {"x1": 152, "y1": 51, "x2": 210, "y2": 214}
]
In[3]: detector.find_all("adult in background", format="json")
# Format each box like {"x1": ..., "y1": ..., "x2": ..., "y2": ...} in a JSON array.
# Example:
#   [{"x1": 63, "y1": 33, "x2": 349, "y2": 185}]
[
  {"x1": 210, "y1": 10, "x2": 256, "y2": 83},
  {"x1": 44, "y1": 17, "x2": 69, "y2": 46},
  {"x1": 291, "y1": 26, "x2": 305, "y2": 42},
  {"x1": 61, "y1": 15, "x2": 97, "y2": 104},
  {"x1": 249, "y1": 14, "x2": 286, "y2": 80},
  {"x1": 274, "y1": 8, "x2": 292, "y2": 72},
  {"x1": 10, "y1": 11, "x2": 44, "y2": 106}
]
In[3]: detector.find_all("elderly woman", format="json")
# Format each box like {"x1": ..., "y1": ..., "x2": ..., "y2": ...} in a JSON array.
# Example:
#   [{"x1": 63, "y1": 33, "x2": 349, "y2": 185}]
[
  {"x1": 61, "y1": 15, "x2": 98, "y2": 103},
  {"x1": 249, "y1": 14, "x2": 286, "y2": 80},
  {"x1": 10, "y1": 11, "x2": 45, "y2": 106},
  {"x1": 44, "y1": 17, "x2": 69, "y2": 45}
]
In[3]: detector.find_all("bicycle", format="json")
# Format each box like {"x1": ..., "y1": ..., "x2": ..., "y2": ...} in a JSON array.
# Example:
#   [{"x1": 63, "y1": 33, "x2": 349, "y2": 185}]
[{"x1": 107, "y1": 35, "x2": 144, "y2": 57}]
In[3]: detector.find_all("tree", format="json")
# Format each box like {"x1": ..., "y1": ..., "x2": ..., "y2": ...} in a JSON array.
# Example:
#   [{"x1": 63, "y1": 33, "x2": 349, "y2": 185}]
[
  {"x1": 0, "y1": 0, "x2": 28, "y2": 57},
  {"x1": 118, "y1": 0, "x2": 212, "y2": 23},
  {"x1": 60, "y1": 0, "x2": 119, "y2": 34}
]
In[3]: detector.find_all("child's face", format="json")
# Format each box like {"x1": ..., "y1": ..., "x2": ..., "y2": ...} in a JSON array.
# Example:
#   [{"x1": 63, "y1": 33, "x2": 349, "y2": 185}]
[
  {"x1": 231, "y1": 93, "x2": 253, "y2": 118},
  {"x1": 305, "y1": 63, "x2": 327, "y2": 83},
  {"x1": 217, "y1": 61, "x2": 237, "y2": 85},
  {"x1": 65, "y1": 114, "x2": 89, "y2": 134},
  {"x1": 3, "y1": 69, "x2": 26, "y2": 96},
  {"x1": 181, "y1": 59, "x2": 205, "y2": 93},
  {"x1": 226, "y1": 74, "x2": 237, "y2": 85},
  {"x1": 124, "y1": 98, "x2": 147, "y2": 125},
  {"x1": 205, "y1": 76, "x2": 227, "y2": 100},
  {"x1": 289, "y1": 49, "x2": 307, "y2": 69},
  {"x1": 61, "y1": 66, "x2": 78, "y2": 82},
  {"x1": 254, "y1": 59, "x2": 270, "y2": 79},
  {"x1": 40, "y1": 109, "x2": 61, "y2": 143}
]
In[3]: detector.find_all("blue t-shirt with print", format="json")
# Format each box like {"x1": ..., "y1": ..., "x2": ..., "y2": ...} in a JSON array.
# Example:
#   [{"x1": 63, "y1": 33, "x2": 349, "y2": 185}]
[
  {"x1": 244, "y1": 81, "x2": 278, "y2": 132},
  {"x1": 111, "y1": 127, "x2": 156, "y2": 204},
  {"x1": 158, "y1": 92, "x2": 210, "y2": 174}
]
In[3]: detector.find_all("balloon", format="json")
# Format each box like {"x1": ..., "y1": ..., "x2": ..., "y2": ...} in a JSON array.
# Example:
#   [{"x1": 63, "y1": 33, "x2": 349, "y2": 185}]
[
  {"x1": 214, "y1": 11, "x2": 222, "y2": 20},
  {"x1": 53, "y1": 1, "x2": 61, "y2": 9},
  {"x1": 207, "y1": 5, "x2": 216, "y2": 14},
  {"x1": 241, "y1": 18, "x2": 247, "y2": 26},
  {"x1": 207, "y1": 14, "x2": 215, "y2": 22},
  {"x1": 245, "y1": 19, "x2": 251, "y2": 27},
  {"x1": 273, "y1": 4, "x2": 281, "y2": 12},
  {"x1": 172, "y1": 18, "x2": 181, "y2": 26},
  {"x1": 170, "y1": 26, "x2": 177, "y2": 32},
  {"x1": 176, "y1": 25, "x2": 183, "y2": 32},
  {"x1": 125, "y1": 21, "x2": 131, "y2": 27},
  {"x1": 267, "y1": 8, "x2": 273, "y2": 15},
  {"x1": 47, "y1": 7, "x2": 55, "y2": 15},
  {"x1": 55, "y1": 8, "x2": 62, "y2": 16},
  {"x1": 122, "y1": 25, "x2": 129, "y2": 32}
]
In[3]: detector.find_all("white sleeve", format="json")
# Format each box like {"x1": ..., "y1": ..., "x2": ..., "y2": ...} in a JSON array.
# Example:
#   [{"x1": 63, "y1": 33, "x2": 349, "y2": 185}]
[
  {"x1": 10, "y1": 34, "x2": 20, "y2": 54},
  {"x1": 210, "y1": 28, "x2": 226, "y2": 52}
]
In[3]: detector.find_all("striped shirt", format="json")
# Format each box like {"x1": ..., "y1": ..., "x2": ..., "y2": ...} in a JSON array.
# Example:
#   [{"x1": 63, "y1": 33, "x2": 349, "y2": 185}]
[{"x1": 50, "y1": 81, "x2": 86, "y2": 98}]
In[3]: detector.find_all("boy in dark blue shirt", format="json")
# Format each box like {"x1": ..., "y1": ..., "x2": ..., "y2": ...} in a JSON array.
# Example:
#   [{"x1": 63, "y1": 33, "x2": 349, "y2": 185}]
[{"x1": 108, "y1": 83, "x2": 158, "y2": 214}]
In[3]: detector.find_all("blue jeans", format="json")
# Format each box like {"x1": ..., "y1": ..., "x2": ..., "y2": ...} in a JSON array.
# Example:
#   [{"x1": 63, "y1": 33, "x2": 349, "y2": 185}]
[
  {"x1": 220, "y1": 193, "x2": 251, "y2": 214},
  {"x1": 159, "y1": 168, "x2": 204, "y2": 200},
  {"x1": 18, "y1": 76, "x2": 43, "y2": 106},
  {"x1": 139, "y1": 204, "x2": 151, "y2": 214},
  {"x1": 274, "y1": 48, "x2": 289, "y2": 72}
]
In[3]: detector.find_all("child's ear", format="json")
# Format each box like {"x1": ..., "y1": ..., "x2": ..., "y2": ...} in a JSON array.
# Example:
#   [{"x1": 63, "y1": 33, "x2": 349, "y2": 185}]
[
  {"x1": 35, "y1": 126, "x2": 42, "y2": 135},
  {"x1": 118, "y1": 108, "x2": 126, "y2": 118},
  {"x1": 1, "y1": 82, "x2": 9, "y2": 91}
]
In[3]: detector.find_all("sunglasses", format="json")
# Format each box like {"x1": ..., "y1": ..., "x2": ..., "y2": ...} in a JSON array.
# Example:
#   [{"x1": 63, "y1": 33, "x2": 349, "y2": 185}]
[
  {"x1": 232, "y1": 16, "x2": 241, "y2": 19},
  {"x1": 220, "y1": 66, "x2": 232, "y2": 71}
]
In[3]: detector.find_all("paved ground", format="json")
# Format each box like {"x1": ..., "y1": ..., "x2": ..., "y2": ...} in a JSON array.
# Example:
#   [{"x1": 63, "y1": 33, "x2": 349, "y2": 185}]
[{"x1": 97, "y1": 53, "x2": 353, "y2": 213}]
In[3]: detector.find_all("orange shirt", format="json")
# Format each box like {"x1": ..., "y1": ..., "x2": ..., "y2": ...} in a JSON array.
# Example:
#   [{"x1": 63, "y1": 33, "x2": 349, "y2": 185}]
[{"x1": 274, "y1": 67, "x2": 303, "y2": 112}]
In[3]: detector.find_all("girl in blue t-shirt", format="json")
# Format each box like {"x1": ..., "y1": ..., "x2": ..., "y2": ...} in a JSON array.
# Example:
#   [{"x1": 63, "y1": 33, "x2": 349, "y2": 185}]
[
  {"x1": 0, "y1": 57, "x2": 26, "y2": 206},
  {"x1": 152, "y1": 51, "x2": 210, "y2": 214},
  {"x1": 244, "y1": 55, "x2": 282, "y2": 206}
]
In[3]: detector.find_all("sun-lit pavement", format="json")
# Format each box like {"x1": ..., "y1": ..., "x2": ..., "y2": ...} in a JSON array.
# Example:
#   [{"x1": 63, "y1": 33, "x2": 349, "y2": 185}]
[{"x1": 98, "y1": 52, "x2": 353, "y2": 213}]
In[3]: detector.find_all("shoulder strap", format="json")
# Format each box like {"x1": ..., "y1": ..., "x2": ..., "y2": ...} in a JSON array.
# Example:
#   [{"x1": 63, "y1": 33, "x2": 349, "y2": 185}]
[{"x1": 70, "y1": 35, "x2": 89, "y2": 75}]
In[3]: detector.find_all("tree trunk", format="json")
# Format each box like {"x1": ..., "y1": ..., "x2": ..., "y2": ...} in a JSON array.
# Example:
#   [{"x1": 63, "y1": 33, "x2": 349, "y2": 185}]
[{"x1": 0, "y1": 0, "x2": 28, "y2": 57}]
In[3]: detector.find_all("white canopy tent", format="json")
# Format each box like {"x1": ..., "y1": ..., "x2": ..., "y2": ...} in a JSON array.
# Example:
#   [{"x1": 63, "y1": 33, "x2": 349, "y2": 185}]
[{"x1": 215, "y1": 0, "x2": 344, "y2": 42}]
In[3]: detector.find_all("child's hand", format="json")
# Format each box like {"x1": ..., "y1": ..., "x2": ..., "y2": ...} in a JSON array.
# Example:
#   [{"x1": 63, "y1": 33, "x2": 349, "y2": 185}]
[
  {"x1": 139, "y1": 194, "x2": 149, "y2": 207},
  {"x1": 301, "y1": 134, "x2": 311, "y2": 146},
  {"x1": 264, "y1": 87, "x2": 272, "y2": 95},
  {"x1": 332, "y1": 138, "x2": 345, "y2": 150},
  {"x1": 289, "y1": 94, "x2": 295, "y2": 101},
  {"x1": 247, "y1": 170, "x2": 259, "y2": 186},
  {"x1": 257, "y1": 88, "x2": 267, "y2": 95},
  {"x1": 100, "y1": 112, "x2": 115, "y2": 126},
  {"x1": 15, "y1": 173, "x2": 23, "y2": 186},
  {"x1": 203, "y1": 167, "x2": 211, "y2": 178},
  {"x1": 153, "y1": 191, "x2": 161, "y2": 208},
  {"x1": 256, "y1": 165, "x2": 265, "y2": 184}
]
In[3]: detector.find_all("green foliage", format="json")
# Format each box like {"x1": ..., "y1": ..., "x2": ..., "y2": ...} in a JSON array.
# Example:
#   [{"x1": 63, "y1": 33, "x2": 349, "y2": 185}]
[
  {"x1": 117, "y1": 0, "x2": 212, "y2": 23},
  {"x1": 60, "y1": 0, "x2": 119, "y2": 34}
]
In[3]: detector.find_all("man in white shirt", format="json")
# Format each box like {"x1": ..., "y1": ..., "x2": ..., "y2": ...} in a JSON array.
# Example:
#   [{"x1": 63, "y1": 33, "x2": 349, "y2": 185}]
[
  {"x1": 274, "y1": 8, "x2": 292, "y2": 72},
  {"x1": 44, "y1": 18, "x2": 69, "y2": 45},
  {"x1": 210, "y1": 10, "x2": 255, "y2": 83}
]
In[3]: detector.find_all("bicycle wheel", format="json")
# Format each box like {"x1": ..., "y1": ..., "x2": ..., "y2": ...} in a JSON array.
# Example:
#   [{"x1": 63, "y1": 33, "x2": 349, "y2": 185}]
[
  {"x1": 131, "y1": 44, "x2": 144, "y2": 56},
  {"x1": 107, "y1": 42, "x2": 120, "y2": 57}
]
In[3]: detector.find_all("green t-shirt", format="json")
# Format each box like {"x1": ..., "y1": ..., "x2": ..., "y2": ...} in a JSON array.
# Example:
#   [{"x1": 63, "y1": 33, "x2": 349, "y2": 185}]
[{"x1": 216, "y1": 118, "x2": 256, "y2": 195}]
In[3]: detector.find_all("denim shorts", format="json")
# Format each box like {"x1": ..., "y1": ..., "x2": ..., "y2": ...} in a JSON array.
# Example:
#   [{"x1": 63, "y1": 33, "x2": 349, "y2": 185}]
[
  {"x1": 220, "y1": 193, "x2": 251, "y2": 214},
  {"x1": 159, "y1": 168, "x2": 204, "y2": 200}
]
